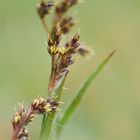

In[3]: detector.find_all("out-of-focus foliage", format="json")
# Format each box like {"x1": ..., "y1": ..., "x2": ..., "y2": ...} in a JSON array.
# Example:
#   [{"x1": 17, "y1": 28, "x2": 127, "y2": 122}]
[{"x1": 0, "y1": 0, "x2": 140, "y2": 140}]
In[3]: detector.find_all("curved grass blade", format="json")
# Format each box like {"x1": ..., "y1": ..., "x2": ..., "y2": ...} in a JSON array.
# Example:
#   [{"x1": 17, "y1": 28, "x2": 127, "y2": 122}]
[{"x1": 57, "y1": 50, "x2": 116, "y2": 135}]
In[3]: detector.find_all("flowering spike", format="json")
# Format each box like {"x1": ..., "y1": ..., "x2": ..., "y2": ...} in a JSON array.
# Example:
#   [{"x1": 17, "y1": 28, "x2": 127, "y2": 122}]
[
  {"x1": 11, "y1": 97, "x2": 60, "y2": 140},
  {"x1": 37, "y1": 1, "x2": 54, "y2": 19},
  {"x1": 11, "y1": 0, "x2": 89, "y2": 139}
]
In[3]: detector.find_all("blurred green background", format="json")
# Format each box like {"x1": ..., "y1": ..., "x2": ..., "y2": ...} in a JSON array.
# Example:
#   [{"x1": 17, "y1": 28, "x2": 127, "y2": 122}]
[{"x1": 0, "y1": 0, "x2": 140, "y2": 139}]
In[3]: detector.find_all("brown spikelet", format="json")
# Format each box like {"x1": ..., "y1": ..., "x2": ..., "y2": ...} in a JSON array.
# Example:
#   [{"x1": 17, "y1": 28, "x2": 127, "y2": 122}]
[{"x1": 11, "y1": 97, "x2": 60, "y2": 140}]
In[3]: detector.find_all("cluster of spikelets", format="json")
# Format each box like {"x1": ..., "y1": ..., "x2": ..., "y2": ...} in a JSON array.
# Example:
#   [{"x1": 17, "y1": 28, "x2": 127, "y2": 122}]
[
  {"x1": 11, "y1": 97, "x2": 60, "y2": 140},
  {"x1": 37, "y1": 0, "x2": 89, "y2": 93},
  {"x1": 11, "y1": 0, "x2": 89, "y2": 140}
]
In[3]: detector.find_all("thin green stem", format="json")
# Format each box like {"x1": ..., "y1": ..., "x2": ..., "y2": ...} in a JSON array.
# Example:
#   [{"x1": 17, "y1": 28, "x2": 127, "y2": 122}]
[
  {"x1": 41, "y1": 18, "x2": 50, "y2": 34},
  {"x1": 40, "y1": 73, "x2": 68, "y2": 140}
]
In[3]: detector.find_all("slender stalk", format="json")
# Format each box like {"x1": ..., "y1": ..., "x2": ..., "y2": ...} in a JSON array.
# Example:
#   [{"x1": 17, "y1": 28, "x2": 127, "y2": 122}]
[
  {"x1": 48, "y1": 55, "x2": 56, "y2": 93},
  {"x1": 40, "y1": 113, "x2": 56, "y2": 140},
  {"x1": 40, "y1": 74, "x2": 68, "y2": 140},
  {"x1": 41, "y1": 18, "x2": 50, "y2": 34}
]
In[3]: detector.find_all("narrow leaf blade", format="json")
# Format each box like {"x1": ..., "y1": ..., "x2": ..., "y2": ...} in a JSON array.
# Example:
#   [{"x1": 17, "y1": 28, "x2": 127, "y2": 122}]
[{"x1": 57, "y1": 50, "x2": 116, "y2": 135}]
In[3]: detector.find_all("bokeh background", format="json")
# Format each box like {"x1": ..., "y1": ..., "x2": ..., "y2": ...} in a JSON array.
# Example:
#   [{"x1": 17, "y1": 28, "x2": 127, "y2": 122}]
[{"x1": 0, "y1": 0, "x2": 140, "y2": 139}]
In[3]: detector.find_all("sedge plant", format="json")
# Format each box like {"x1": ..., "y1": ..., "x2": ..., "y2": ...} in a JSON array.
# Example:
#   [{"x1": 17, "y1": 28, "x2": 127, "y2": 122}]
[{"x1": 11, "y1": 0, "x2": 116, "y2": 140}]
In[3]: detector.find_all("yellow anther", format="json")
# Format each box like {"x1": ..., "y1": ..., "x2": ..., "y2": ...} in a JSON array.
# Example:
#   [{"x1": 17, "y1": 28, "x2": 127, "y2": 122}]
[
  {"x1": 14, "y1": 115, "x2": 21, "y2": 123},
  {"x1": 50, "y1": 46, "x2": 58, "y2": 54},
  {"x1": 50, "y1": 46, "x2": 54, "y2": 52},
  {"x1": 54, "y1": 47, "x2": 58, "y2": 54},
  {"x1": 43, "y1": 103, "x2": 52, "y2": 112},
  {"x1": 49, "y1": 46, "x2": 67, "y2": 55},
  {"x1": 58, "y1": 47, "x2": 66, "y2": 55}
]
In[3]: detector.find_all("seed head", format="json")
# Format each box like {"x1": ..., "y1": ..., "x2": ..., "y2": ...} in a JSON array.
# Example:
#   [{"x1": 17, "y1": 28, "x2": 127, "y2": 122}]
[
  {"x1": 11, "y1": 97, "x2": 60, "y2": 140},
  {"x1": 48, "y1": 32, "x2": 80, "y2": 92},
  {"x1": 49, "y1": 23, "x2": 62, "y2": 47},
  {"x1": 55, "y1": 0, "x2": 79, "y2": 16},
  {"x1": 72, "y1": 32, "x2": 80, "y2": 45},
  {"x1": 31, "y1": 97, "x2": 60, "y2": 114},
  {"x1": 12, "y1": 105, "x2": 25, "y2": 129},
  {"x1": 37, "y1": 1, "x2": 54, "y2": 19},
  {"x1": 60, "y1": 16, "x2": 75, "y2": 34}
]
